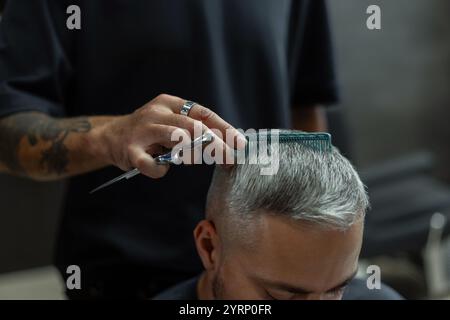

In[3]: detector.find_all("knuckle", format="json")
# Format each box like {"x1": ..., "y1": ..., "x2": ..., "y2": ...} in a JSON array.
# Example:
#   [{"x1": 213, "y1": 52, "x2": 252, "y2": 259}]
[
  {"x1": 141, "y1": 105, "x2": 166, "y2": 121},
  {"x1": 223, "y1": 123, "x2": 233, "y2": 131},
  {"x1": 156, "y1": 93, "x2": 170, "y2": 102},
  {"x1": 200, "y1": 107, "x2": 216, "y2": 121},
  {"x1": 156, "y1": 93, "x2": 165, "y2": 100},
  {"x1": 147, "y1": 94, "x2": 164, "y2": 107}
]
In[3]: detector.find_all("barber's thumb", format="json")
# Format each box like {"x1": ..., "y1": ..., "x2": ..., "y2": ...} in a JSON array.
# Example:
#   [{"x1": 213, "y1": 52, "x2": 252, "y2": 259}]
[{"x1": 129, "y1": 147, "x2": 169, "y2": 179}]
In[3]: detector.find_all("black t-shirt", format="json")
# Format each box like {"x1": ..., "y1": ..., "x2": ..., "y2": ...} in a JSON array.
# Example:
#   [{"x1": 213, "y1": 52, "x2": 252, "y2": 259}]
[
  {"x1": 0, "y1": 0, "x2": 337, "y2": 295},
  {"x1": 152, "y1": 277, "x2": 404, "y2": 300}
]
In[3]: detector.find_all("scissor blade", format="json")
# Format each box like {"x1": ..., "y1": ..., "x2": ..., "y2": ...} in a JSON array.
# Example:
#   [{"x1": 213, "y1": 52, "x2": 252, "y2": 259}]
[
  {"x1": 89, "y1": 168, "x2": 140, "y2": 194},
  {"x1": 89, "y1": 175, "x2": 126, "y2": 194}
]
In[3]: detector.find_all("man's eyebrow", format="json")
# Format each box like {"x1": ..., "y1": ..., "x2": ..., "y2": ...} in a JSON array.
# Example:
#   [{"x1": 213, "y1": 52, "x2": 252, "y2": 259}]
[
  {"x1": 325, "y1": 269, "x2": 358, "y2": 293},
  {"x1": 254, "y1": 269, "x2": 358, "y2": 295}
]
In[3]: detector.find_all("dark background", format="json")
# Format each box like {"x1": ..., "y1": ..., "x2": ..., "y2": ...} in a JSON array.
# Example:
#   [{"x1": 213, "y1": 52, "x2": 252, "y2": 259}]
[{"x1": 1, "y1": 0, "x2": 449, "y2": 274}]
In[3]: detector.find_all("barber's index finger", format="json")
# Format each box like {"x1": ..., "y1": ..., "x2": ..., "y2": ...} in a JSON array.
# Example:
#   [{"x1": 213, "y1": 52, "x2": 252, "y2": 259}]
[
  {"x1": 161, "y1": 95, "x2": 246, "y2": 149},
  {"x1": 187, "y1": 104, "x2": 246, "y2": 150}
]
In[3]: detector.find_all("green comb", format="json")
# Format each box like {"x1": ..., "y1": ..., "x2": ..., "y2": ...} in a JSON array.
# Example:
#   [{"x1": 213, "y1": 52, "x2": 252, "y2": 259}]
[{"x1": 244, "y1": 131, "x2": 332, "y2": 153}]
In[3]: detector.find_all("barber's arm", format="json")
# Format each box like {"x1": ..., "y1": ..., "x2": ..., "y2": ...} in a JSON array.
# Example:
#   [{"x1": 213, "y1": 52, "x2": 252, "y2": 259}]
[
  {"x1": 1, "y1": 4, "x2": 244, "y2": 181},
  {"x1": 0, "y1": 94, "x2": 243, "y2": 181},
  {"x1": 291, "y1": 105, "x2": 328, "y2": 132}
]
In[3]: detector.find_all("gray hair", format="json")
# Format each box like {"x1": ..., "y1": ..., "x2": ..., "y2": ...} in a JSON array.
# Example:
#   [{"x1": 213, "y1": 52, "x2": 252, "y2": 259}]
[{"x1": 206, "y1": 130, "x2": 369, "y2": 233}]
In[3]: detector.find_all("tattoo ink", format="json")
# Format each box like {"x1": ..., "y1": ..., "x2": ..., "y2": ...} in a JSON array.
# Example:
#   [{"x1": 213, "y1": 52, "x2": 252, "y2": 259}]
[{"x1": 0, "y1": 113, "x2": 91, "y2": 176}]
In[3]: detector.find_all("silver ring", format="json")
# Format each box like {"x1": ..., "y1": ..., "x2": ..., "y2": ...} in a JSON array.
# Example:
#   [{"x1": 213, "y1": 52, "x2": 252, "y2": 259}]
[{"x1": 180, "y1": 100, "x2": 197, "y2": 117}]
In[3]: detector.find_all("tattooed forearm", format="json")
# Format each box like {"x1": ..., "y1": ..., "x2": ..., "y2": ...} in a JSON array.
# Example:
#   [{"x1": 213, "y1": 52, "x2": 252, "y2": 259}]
[
  {"x1": 34, "y1": 116, "x2": 91, "y2": 175},
  {"x1": 0, "y1": 112, "x2": 91, "y2": 176}
]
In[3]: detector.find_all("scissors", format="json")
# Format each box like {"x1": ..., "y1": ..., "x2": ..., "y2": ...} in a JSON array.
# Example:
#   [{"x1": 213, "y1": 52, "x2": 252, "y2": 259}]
[{"x1": 90, "y1": 132, "x2": 214, "y2": 194}]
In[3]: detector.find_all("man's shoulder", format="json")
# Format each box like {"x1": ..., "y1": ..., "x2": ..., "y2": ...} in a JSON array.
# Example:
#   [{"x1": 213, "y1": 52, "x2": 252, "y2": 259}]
[
  {"x1": 343, "y1": 278, "x2": 404, "y2": 300},
  {"x1": 152, "y1": 276, "x2": 199, "y2": 300}
]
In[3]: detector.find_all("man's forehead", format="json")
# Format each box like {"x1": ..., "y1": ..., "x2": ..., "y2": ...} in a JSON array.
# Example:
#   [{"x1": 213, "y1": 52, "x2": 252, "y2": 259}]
[
  {"x1": 254, "y1": 212, "x2": 363, "y2": 241},
  {"x1": 232, "y1": 213, "x2": 363, "y2": 279},
  {"x1": 220, "y1": 210, "x2": 363, "y2": 264}
]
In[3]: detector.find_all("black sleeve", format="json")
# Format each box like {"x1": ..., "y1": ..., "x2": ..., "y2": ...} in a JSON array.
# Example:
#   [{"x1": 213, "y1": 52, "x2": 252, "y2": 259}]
[
  {"x1": 289, "y1": 0, "x2": 339, "y2": 107},
  {"x1": 0, "y1": 0, "x2": 74, "y2": 118}
]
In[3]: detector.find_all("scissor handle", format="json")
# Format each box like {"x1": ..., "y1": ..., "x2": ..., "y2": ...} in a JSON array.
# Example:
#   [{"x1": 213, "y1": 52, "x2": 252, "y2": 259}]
[{"x1": 90, "y1": 132, "x2": 215, "y2": 193}]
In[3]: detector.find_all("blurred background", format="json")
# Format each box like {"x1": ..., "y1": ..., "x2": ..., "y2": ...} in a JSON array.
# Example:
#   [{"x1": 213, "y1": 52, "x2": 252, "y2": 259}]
[{"x1": 0, "y1": 0, "x2": 449, "y2": 299}]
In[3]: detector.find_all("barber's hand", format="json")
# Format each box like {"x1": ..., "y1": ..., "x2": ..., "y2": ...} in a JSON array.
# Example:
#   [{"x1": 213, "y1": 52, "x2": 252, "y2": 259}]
[{"x1": 94, "y1": 94, "x2": 245, "y2": 178}]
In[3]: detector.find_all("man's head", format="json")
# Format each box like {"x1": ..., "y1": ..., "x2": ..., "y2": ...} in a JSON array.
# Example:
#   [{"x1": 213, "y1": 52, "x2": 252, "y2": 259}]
[{"x1": 194, "y1": 130, "x2": 369, "y2": 300}]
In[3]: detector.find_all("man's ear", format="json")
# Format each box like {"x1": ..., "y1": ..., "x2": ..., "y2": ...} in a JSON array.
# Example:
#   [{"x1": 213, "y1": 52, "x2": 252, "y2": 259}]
[{"x1": 194, "y1": 220, "x2": 220, "y2": 271}]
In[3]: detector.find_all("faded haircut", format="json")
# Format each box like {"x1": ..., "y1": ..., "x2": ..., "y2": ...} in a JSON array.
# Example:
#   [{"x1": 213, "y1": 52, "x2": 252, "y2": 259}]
[{"x1": 206, "y1": 130, "x2": 369, "y2": 243}]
